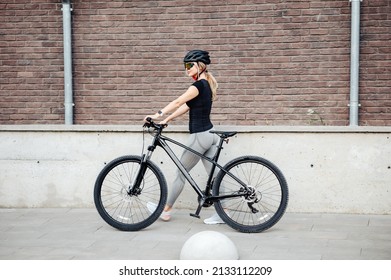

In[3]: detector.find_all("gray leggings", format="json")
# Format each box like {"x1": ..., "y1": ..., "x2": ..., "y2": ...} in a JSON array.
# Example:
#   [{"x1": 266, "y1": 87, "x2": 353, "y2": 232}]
[{"x1": 166, "y1": 129, "x2": 219, "y2": 207}]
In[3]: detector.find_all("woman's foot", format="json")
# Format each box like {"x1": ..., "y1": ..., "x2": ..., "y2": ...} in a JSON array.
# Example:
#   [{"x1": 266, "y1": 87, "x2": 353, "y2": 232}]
[
  {"x1": 147, "y1": 202, "x2": 171, "y2": 221},
  {"x1": 203, "y1": 212, "x2": 225, "y2": 224}
]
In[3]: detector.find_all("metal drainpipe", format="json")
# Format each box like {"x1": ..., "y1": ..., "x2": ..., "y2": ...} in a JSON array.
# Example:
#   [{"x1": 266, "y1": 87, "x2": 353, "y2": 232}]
[
  {"x1": 349, "y1": 0, "x2": 362, "y2": 126},
  {"x1": 62, "y1": 0, "x2": 74, "y2": 125}
]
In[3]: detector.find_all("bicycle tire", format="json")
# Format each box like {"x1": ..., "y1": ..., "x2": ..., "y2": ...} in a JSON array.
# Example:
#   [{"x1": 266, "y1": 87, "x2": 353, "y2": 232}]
[
  {"x1": 94, "y1": 155, "x2": 167, "y2": 231},
  {"x1": 213, "y1": 156, "x2": 288, "y2": 233}
]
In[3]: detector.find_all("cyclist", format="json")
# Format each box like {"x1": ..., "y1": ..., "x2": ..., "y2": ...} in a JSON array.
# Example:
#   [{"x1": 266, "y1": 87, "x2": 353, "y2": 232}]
[{"x1": 144, "y1": 50, "x2": 224, "y2": 224}]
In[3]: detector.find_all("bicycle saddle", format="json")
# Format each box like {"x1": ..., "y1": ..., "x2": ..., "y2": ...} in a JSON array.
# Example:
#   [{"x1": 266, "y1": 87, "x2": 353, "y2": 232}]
[{"x1": 210, "y1": 130, "x2": 237, "y2": 138}]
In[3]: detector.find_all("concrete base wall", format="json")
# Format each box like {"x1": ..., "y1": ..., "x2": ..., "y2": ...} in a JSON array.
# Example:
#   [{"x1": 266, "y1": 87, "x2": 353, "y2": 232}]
[{"x1": 1, "y1": 125, "x2": 390, "y2": 214}]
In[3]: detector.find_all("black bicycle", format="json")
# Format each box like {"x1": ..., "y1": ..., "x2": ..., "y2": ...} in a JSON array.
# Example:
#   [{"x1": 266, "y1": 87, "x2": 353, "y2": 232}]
[{"x1": 94, "y1": 119, "x2": 289, "y2": 233}]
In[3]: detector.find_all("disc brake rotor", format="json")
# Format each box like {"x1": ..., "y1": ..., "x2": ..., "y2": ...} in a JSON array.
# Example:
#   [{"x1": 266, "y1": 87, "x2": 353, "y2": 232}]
[{"x1": 242, "y1": 185, "x2": 262, "y2": 203}]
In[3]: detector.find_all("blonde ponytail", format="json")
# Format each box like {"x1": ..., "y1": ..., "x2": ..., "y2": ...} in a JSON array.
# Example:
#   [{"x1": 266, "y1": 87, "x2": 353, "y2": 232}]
[
  {"x1": 198, "y1": 62, "x2": 218, "y2": 101},
  {"x1": 205, "y1": 71, "x2": 218, "y2": 101}
]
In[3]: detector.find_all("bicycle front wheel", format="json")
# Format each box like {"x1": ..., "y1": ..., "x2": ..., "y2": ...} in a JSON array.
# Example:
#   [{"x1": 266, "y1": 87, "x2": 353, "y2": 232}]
[
  {"x1": 94, "y1": 155, "x2": 167, "y2": 231},
  {"x1": 213, "y1": 156, "x2": 288, "y2": 233}
]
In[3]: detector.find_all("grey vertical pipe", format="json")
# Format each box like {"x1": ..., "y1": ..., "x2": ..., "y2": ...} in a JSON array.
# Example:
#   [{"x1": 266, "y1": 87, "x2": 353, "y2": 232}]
[
  {"x1": 62, "y1": 0, "x2": 74, "y2": 125},
  {"x1": 349, "y1": 0, "x2": 361, "y2": 126}
]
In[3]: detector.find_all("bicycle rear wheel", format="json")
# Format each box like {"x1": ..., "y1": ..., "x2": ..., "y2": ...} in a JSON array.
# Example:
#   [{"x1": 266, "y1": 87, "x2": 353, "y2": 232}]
[
  {"x1": 94, "y1": 155, "x2": 167, "y2": 231},
  {"x1": 213, "y1": 156, "x2": 288, "y2": 233}
]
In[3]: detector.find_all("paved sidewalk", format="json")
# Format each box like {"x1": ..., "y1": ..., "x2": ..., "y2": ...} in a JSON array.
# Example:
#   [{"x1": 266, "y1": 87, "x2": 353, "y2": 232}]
[{"x1": 0, "y1": 208, "x2": 390, "y2": 260}]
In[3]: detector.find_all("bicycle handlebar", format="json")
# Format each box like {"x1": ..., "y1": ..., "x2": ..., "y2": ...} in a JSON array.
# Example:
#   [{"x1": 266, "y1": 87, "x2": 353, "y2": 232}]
[{"x1": 143, "y1": 117, "x2": 167, "y2": 130}]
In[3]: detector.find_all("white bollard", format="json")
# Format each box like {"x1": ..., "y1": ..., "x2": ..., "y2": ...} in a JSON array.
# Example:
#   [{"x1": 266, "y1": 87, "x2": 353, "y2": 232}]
[{"x1": 180, "y1": 231, "x2": 239, "y2": 260}]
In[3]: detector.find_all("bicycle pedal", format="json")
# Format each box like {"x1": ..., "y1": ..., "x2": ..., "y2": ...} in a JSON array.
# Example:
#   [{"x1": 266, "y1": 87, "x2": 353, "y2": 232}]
[{"x1": 190, "y1": 213, "x2": 200, "y2": 219}]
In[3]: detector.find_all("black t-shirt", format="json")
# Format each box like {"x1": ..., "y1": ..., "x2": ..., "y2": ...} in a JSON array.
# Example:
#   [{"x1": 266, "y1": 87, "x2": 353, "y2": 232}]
[{"x1": 186, "y1": 79, "x2": 213, "y2": 134}]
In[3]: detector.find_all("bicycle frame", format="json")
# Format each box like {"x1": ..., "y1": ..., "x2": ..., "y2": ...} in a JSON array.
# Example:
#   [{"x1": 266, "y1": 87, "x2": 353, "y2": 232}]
[
  {"x1": 134, "y1": 127, "x2": 250, "y2": 218},
  {"x1": 156, "y1": 134, "x2": 224, "y2": 198}
]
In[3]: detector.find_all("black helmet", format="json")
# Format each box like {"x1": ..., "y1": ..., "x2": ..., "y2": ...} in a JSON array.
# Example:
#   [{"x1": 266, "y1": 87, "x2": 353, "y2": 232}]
[{"x1": 183, "y1": 50, "x2": 211, "y2": 65}]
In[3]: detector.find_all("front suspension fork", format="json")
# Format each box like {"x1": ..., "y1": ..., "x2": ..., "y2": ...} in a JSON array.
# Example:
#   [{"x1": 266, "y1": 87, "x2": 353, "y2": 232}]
[{"x1": 128, "y1": 153, "x2": 150, "y2": 195}]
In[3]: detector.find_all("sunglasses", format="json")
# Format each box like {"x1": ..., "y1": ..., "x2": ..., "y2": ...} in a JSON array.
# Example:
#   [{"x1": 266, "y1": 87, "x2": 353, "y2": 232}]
[{"x1": 184, "y1": 62, "x2": 195, "y2": 70}]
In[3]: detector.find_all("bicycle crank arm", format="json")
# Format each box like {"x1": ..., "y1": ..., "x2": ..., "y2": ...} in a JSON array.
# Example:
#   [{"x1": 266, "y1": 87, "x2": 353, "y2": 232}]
[
  {"x1": 190, "y1": 196, "x2": 210, "y2": 219},
  {"x1": 190, "y1": 212, "x2": 201, "y2": 219},
  {"x1": 190, "y1": 206, "x2": 202, "y2": 219}
]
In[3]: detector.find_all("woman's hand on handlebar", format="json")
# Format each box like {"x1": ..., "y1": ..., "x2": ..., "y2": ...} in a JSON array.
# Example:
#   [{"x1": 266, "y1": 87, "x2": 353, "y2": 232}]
[
  {"x1": 159, "y1": 119, "x2": 168, "y2": 126},
  {"x1": 143, "y1": 113, "x2": 159, "y2": 123},
  {"x1": 143, "y1": 115, "x2": 168, "y2": 129}
]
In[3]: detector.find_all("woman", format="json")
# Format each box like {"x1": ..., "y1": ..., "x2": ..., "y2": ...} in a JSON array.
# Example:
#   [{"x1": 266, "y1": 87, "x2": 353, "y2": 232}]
[{"x1": 144, "y1": 50, "x2": 224, "y2": 224}]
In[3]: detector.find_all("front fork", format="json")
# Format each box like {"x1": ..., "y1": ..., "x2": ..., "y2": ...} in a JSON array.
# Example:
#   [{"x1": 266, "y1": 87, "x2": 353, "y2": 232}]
[{"x1": 128, "y1": 149, "x2": 153, "y2": 195}]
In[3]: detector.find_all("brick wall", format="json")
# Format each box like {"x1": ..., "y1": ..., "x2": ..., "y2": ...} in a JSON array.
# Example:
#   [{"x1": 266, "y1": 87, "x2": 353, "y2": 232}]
[
  {"x1": 1, "y1": 0, "x2": 390, "y2": 126},
  {"x1": 0, "y1": 1, "x2": 63, "y2": 123},
  {"x1": 360, "y1": 0, "x2": 391, "y2": 126}
]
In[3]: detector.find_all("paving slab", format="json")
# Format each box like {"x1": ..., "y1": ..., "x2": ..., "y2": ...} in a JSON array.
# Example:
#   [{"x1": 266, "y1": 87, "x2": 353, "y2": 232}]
[{"x1": 0, "y1": 208, "x2": 390, "y2": 260}]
